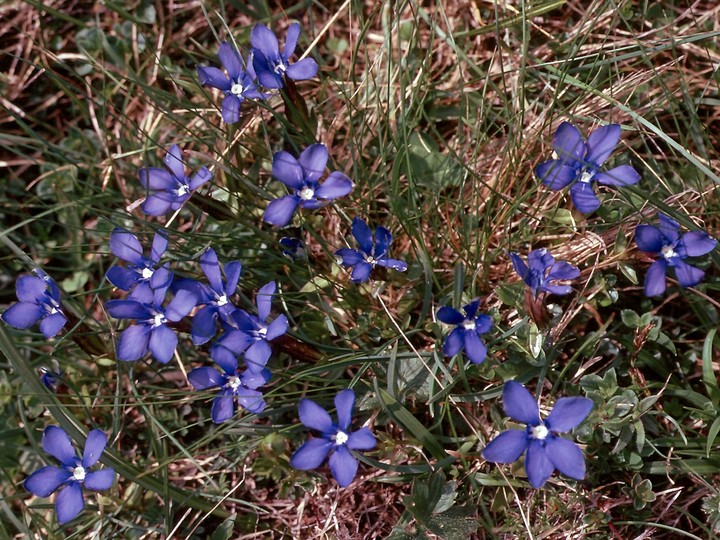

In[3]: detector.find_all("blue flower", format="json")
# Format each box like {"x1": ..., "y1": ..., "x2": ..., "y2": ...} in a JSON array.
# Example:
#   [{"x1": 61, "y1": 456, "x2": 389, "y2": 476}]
[
  {"x1": 437, "y1": 299, "x2": 493, "y2": 364},
  {"x1": 2, "y1": 271, "x2": 67, "y2": 338},
  {"x1": 280, "y1": 237, "x2": 306, "y2": 260},
  {"x1": 106, "y1": 228, "x2": 168, "y2": 300},
  {"x1": 251, "y1": 23, "x2": 318, "y2": 89},
  {"x1": 210, "y1": 281, "x2": 288, "y2": 373},
  {"x1": 535, "y1": 122, "x2": 640, "y2": 213},
  {"x1": 197, "y1": 42, "x2": 265, "y2": 124},
  {"x1": 24, "y1": 426, "x2": 114, "y2": 524},
  {"x1": 510, "y1": 249, "x2": 580, "y2": 298},
  {"x1": 263, "y1": 144, "x2": 354, "y2": 228},
  {"x1": 188, "y1": 358, "x2": 269, "y2": 423},
  {"x1": 290, "y1": 389, "x2": 376, "y2": 487},
  {"x1": 482, "y1": 381, "x2": 593, "y2": 488},
  {"x1": 635, "y1": 213, "x2": 717, "y2": 297},
  {"x1": 190, "y1": 247, "x2": 241, "y2": 345},
  {"x1": 106, "y1": 267, "x2": 197, "y2": 364},
  {"x1": 40, "y1": 366, "x2": 62, "y2": 392},
  {"x1": 335, "y1": 218, "x2": 408, "y2": 283},
  {"x1": 138, "y1": 144, "x2": 212, "y2": 216}
]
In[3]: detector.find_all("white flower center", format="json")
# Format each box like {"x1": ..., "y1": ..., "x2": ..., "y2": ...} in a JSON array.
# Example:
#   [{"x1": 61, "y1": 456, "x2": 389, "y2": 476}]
[
  {"x1": 257, "y1": 326, "x2": 267, "y2": 338},
  {"x1": 231, "y1": 83, "x2": 244, "y2": 96},
  {"x1": 335, "y1": 430, "x2": 349, "y2": 445},
  {"x1": 551, "y1": 151, "x2": 559, "y2": 160},
  {"x1": 298, "y1": 187, "x2": 315, "y2": 201},
  {"x1": 462, "y1": 320, "x2": 476, "y2": 331},
  {"x1": 662, "y1": 245, "x2": 676, "y2": 259},
  {"x1": 365, "y1": 255, "x2": 375, "y2": 264},
  {"x1": 531, "y1": 424, "x2": 549, "y2": 440},
  {"x1": 141, "y1": 267, "x2": 154, "y2": 280},
  {"x1": 273, "y1": 62, "x2": 287, "y2": 74},
  {"x1": 72, "y1": 465, "x2": 86, "y2": 482},
  {"x1": 227, "y1": 376, "x2": 241, "y2": 390},
  {"x1": 580, "y1": 170, "x2": 594, "y2": 184},
  {"x1": 176, "y1": 185, "x2": 190, "y2": 196},
  {"x1": 217, "y1": 294, "x2": 228, "y2": 307},
  {"x1": 152, "y1": 313, "x2": 166, "y2": 328}
]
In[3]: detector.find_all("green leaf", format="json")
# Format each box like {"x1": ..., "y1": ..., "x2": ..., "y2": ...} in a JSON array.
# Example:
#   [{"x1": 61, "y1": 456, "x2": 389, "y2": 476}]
[
  {"x1": 621, "y1": 309, "x2": 640, "y2": 328},
  {"x1": 211, "y1": 515, "x2": 237, "y2": 540},
  {"x1": 706, "y1": 416, "x2": 720, "y2": 458}
]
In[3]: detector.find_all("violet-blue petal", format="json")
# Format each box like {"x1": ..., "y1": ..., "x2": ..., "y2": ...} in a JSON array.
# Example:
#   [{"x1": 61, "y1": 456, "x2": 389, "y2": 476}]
[
  {"x1": 510, "y1": 253, "x2": 529, "y2": 281},
  {"x1": 164, "y1": 144, "x2": 185, "y2": 180},
  {"x1": 224, "y1": 260, "x2": 242, "y2": 295},
  {"x1": 299, "y1": 398, "x2": 333, "y2": 433},
  {"x1": 335, "y1": 248, "x2": 364, "y2": 266},
  {"x1": 545, "y1": 437, "x2": 586, "y2": 480},
  {"x1": 329, "y1": 445, "x2": 358, "y2": 487},
  {"x1": 502, "y1": 381, "x2": 540, "y2": 426},
  {"x1": 2, "y1": 302, "x2": 44, "y2": 329},
  {"x1": 138, "y1": 168, "x2": 175, "y2": 190},
  {"x1": 290, "y1": 438, "x2": 333, "y2": 470},
  {"x1": 594, "y1": 165, "x2": 640, "y2": 186},
  {"x1": 116, "y1": 324, "x2": 151, "y2": 361},
  {"x1": 266, "y1": 314, "x2": 288, "y2": 341},
  {"x1": 197, "y1": 66, "x2": 231, "y2": 91},
  {"x1": 188, "y1": 366, "x2": 226, "y2": 390},
  {"x1": 241, "y1": 369, "x2": 270, "y2": 390},
  {"x1": 56, "y1": 482, "x2": 84, "y2": 525},
  {"x1": 437, "y1": 306, "x2": 464, "y2": 325},
  {"x1": 644, "y1": 259, "x2": 667, "y2": 297},
  {"x1": 464, "y1": 331, "x2": 487, "y2": 364},
  {"x1": 298, "y1": 144, "x2": 328, "y2": 182},
  {"x1": 83, "y1": 468, "x2": 115, "y2": 491},
  {"x1": 376, "y1": 257, "x2": 408, "y2": 272},
  {"x1": 216, "y1": 328, "x2": 253, "y2": 354},
  {"x1": 16, "y1": 275, "x2": 48, "y2": 303},
  {"x1": 286, "y1": 58, "x2": 319, "y2": 81},
  {"x1": 264, "y1": 196, "x2": 299, "y2": 227},
  {"x1": 149, "y1": 324, "x2": 177, "y2": 364},
  {"x1": 211, "y1": 389, "x2": 235, "y2": 424},
  {"x1": 463, "y1": 299, "x2": 480, "y2": 319},
  {"x1": 142, "y1": 192, "x2": 175, "y2": 216},
  {"x1": 315, "y1": 172, "x2": 354, "y2": 200},
  {"x1": 481, "y1": 429, "x2": 528, "y2": 464},
  {"x1": 335, "y1": 389, "x2": 355, "y2": 431},
  {"x1": 24, "y1": 466, "x2": 70, "y2": 497},
  {"x1": 658, "y1": 213, "x2": 680, "y2": 243},
  {"x1": 244, "y1": 340, "x2": 272, "y2": 372},
  {"x1": 150, "y1": 231, "x2": 168, "y2": 262},
  {"x1": 535, "y1": 161, "x2": 577, "y2": 190},
  {"x1": 211, "y1": 346, "x2": 239, "y2": 376},
  {"x1": 191, "y1": 306, "x2": 218, "y2": 345},
  {"x1": 251, "y1": 24, "x2": 280, "y2": 60},
  {"x1": 39, "y1": 313, "x2": 67, "y2": 339},
  {"x1": 236, "y1": 387, "x2": 266, "y2": 413},
  {"x1": 42, "y1": 425, "x2": 76, "y2": 465},
  {"x1": 545, "y1": 397, "x2": 593, "y2": 432},
  {"x1": 443, "y1": 326, "x2": 465, "y2": 357},
  {"x1": 682, "y1": 231, "x2": 717, "y2": 257},
  {"x1": 218, "y1": 42, "x2": 242, "y2": 80},
  {"x1": 542, "y1": 284, "x2": 573, "y2": 296},
  {"x1": 272, "y1": 151, "x2": 305, "y2": 189},
  {"x1": 106, "y1": 300, "x2": 151, "y2": 320},
  {"x1": 256, "y1": 281, "x2": 276, "y2": 321},
  {"x1": 475, "y1": 314, "x2": 493, "y2": 334},
  {"x1": 552, "y1": 122, "x2": 585, "y2": 163},
  {"x1": 546, "y1": 261, "x2": 581, "y2": 282},
  {"x1": 673, "y1": 259, "x2": 705, "y2": 288},
  {"x1": 351, "y1": 262, "x2": 372, "y2": 283},
  {"x1": 255, "y1": 61, "x2": 283, "y2": 89},
  {"x1": 525, "y1": 439, "x2": 555, "y2": 488},
  {"x1": 347, "y1": 427, "x2": 376, "y2": 450},
  {"x1": 81, "y1": 430, "x2": 107, "y2": 468},
  {"x1": 189, "y1": 167, "x2": 212, "y2": 190},
  {"x1": 351, "y1": 218, "x2": 373, "y2": 254},
  {"x1": 106, "y1": 266, "x2": 139, "y2": 291},
  {"x1": 109, "y1": 229, "x2": 144, "y2": 265},
  {"x1": 165, "y1": 289, "x2": 197, "y2": 321},
  {"x1": 569, "y1": 182, "x2": 601, "y2": 214},
  {"x1": 528, "y1": 249, "x2": 554, "y2": 272},
  {"x1": 200, "y1": 247, "x2": 223, "y2": 292},
  {"x1": 221, "y1": 94, "x2": 241, "y2": 124},
  {"x1": 635, "y1": 225, "x2": 663, "y2": 253},
  {"x1": 374, "y1": 227, "x2": 392, "y2": 258},
  {"x1": 585, "y1": 124, "x2": 621, "y2": 166},
  {"x1": 283, "y1": 22, "x2": 301, "y2": 59}
]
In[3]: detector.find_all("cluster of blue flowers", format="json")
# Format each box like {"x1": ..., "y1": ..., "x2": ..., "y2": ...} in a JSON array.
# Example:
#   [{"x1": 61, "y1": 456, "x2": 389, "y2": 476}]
[{"x1": 3, "y1": 20, "x2": 718, "y2": 527}]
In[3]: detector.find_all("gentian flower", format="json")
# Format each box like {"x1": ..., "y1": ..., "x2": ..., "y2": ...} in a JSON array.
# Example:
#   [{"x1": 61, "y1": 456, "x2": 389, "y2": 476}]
[
  {"x1": 635, "y1": 213, "x2": 717, "y2": 297},
  {"x1": 197, "y1": 42, "x2": 264, "y2": 124},
  {"x1": 280, "y1": 237, "x2": 306, "y2": 260},
  {"x1": 335, "y1": 218, "x2": 408, "y2": 283},
  {"x1": 106, "y1": 228, "x2": 168, "y2": 300},
  {"x1": 290, "y1": 389, "x2": 376, "y2": 487},
  {"x1": 251, "y1": 23, "x2": 318, "y2": 89},
  {"x1": 40, "y1": 366, "x2": 62, "y2": 392},
  {"x1": 211, "y1": 281, "x2": 288, "y2": 372},
  {"x1": 2, "y1": 272, "x2": 67, "y2": 338},
  {"x1": 482, "y1": 381, "x2": 593, "y2": 488},
  {"x1": 190, "y1": 247, "x2": 241, "y2": 345},
  {"x1": 24, "y1": 426, "x2": 114, "y2": 524},
  {"x1": 106, "y1": 268, "x2": 197, "y2": 364},
  {"x1": 510, "y1": 249, "x2": 580, "y2": 298},
  {"x1": 535, "y1": 122, "x2": 640, "y2": 213},
  {"x1": 264, "y1": 144, "x2": 354, "y2": 227},
  {"x1": 437, "y1": 299, "x2": 493, "y2": 364},
  {"x1": 138, "y1": 144, "x2": 212, "y2": 216},
  {"x1": 188, "y1": 357, "x2": 269, "y2": 423}
]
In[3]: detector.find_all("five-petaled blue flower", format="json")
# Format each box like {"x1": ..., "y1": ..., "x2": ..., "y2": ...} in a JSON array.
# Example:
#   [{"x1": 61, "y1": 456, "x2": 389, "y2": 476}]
[
  {"x1": 511, "y1": 249, "x2": 580, "y2": 298},
  {"x1": 197, "y1": 42, "x2": 265, "y2": 124},
  {"x1": 2, "y1": 271, "x2": 67, "y2": 338},
  {"x1": 138, "y1": 144, "x2": 212, "y2": 216},
  {"x1": 482, "y1": 381, "x2": 593, "y2": 488},
  {"x1": 535, "y1": 122, "x2": 640, "y2": 213},
  {"x1": 290, "y1": 389, "x2": 376, "y2": 487},
  {"x1": 24, "y1": 426, "x2": 114, "y2": 524},
  {"x1": 264, "y1": 144, "x2": 354, "y2": 227},
  {"x1": 437, "y1": 299, "x2": 493, "y2": 364},
  {"x1": 635, "y1": 213, "x2": 717, "y2": 297},
  {"x1": 190, "y1": 247, "x2": 241, "y2": 345},
  {"x1": 106, "y1": 228, "x2": 168, "y2": 300},
  {"x1": 188, "y1": 357, "x2": 269, "y2": 423},
  {"x1": 106, "y1": 267, "x2": 197, "y2": 364},
  {"x1": 251, "y1": 23, "x2": 318, "y2": 89},
  {"x1": 335, "y1": 218, "x2": 408, "y2": 283},
  {"x1": 211, "y1": 281, "x2": 288, "y2": 373}
]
